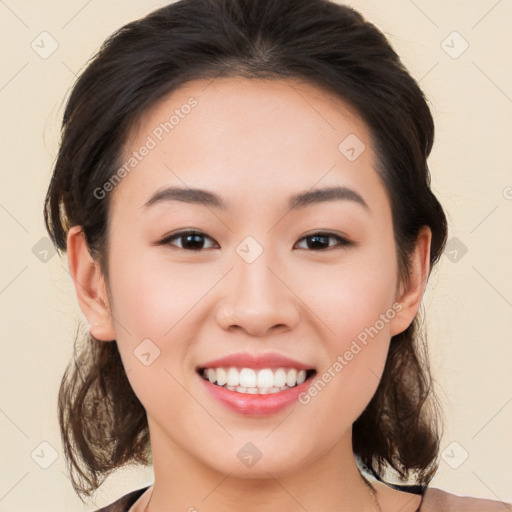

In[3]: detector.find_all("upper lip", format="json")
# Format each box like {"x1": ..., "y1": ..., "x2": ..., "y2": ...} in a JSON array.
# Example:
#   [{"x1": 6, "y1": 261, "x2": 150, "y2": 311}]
[{"x1": 197, "y1": 352, "x2": 315, "y2": 371}]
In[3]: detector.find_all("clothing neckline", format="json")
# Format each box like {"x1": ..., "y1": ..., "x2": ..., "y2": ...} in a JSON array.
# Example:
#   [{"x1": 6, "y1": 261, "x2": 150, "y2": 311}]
[
  {"x1": 383, "y1": 480, "x2": 427, "y2": 495},
  {"x1": 96, "y1": 481, "x2": 427, "y2": 511}
]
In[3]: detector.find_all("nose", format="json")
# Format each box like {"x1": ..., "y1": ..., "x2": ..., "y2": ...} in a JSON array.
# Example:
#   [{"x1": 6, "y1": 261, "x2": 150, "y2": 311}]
[{"x1": 215, "y1": 250, "x2": 300, "y2": 336}]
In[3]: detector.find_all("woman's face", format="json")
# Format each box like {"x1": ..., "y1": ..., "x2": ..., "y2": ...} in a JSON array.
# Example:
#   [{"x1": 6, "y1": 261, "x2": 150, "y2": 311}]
[{"x1": 102, "y1": 77, "x2": 413, "y2": 477}]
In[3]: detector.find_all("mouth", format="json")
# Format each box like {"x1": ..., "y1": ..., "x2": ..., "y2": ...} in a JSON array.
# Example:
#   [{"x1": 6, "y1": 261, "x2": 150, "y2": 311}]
[{"x1": 197, "y1": 366, "x2": 317, "y2": 395}]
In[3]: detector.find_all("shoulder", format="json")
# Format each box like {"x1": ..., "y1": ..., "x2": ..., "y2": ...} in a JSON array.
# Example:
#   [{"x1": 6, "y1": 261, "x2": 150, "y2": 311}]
[
  {"x1": 420, "y1": 487, "x2": 512, "y2": 512},
  {"x1": 93, "y1": 486, "x2": 150, "y2": 512},
  {"x1": 372, "y1": 480, "x2": 512, "y2": 512}
]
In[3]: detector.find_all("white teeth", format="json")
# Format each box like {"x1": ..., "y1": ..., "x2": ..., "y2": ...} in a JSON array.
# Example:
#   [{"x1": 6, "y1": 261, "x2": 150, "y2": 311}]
[
  {"x1": 257, "y1": 368, "x2": 274, "y2": 388},
  {"x1": 274, "y1": 368, "x2": 287, "y2": 387},
  {"x1": 216, "y1": 367, "x2": 227, "y2": 386},
  {"x1": 226, "y1": 367, "x2": 240, "y2": 387},
  {"x1": 239, "y1": 368, "x2": 257, "y2": 388},
  {"x1": 233, "y1": 385, "x2": 290, "y2": 394},
  {"x1": 201, "y1": 366, "x2": 312, "y2": 394},
  {"x1": 286, "y1": 368, "x2": 297, "y2": 387},
  {"x1": 206, "y1": 368, "x2": 216, "y2": 383}
]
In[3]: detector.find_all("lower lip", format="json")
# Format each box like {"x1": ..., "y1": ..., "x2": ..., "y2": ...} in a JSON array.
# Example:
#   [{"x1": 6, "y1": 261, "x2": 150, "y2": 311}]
[{"x1": 198, "y1": 374, "x2": 314, "y2": 416}]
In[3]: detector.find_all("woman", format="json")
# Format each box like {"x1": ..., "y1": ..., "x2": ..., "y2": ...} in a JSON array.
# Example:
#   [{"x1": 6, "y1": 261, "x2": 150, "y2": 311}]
[{"x1": 44, "y1": 0, "x2": 511, "y2": 510}]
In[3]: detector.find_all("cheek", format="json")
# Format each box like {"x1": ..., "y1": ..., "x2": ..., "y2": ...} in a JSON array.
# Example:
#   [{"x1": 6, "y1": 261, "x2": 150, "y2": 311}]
[
  {"x1": 304, "y1": 252, "x2": 398, "y2": 342},
  {"x1": 105, "y1": 254, "x2": 198, "y2": 417},
  {"x1": 107, "y1": 246, "x2": 216, "y2": 336},
  {"x1": 298, "y1": 249, "x2": 397, "y2": 415},
  {"x1": 105, "y1": 249, "x2": 221, "y2": 397},
  {"x1": 315, "y1": 277, "x2": 395, "y2": 392}
]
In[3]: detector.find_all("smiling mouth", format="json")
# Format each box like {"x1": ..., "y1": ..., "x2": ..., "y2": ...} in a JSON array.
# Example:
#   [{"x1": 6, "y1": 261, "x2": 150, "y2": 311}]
[{"x1": 197, "y1": 367, "x2": 317, "y2": 395}]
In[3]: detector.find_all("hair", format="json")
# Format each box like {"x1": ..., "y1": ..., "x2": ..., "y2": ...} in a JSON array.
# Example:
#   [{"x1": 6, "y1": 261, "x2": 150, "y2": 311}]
[{"x1": 44, "y1": 0, "x2": 448, "y2": 500}]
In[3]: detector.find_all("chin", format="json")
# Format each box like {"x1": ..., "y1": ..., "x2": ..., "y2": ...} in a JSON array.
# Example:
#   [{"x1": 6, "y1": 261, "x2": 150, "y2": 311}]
[{"x1": 200, "y1": 440, "x2": 312, "y2": 480}]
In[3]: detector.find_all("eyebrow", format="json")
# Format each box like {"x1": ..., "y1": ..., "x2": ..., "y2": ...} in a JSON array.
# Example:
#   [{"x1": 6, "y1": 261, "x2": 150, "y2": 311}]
[{"x1": 144, "y1": 185, "x2": 369, "y2": 211}]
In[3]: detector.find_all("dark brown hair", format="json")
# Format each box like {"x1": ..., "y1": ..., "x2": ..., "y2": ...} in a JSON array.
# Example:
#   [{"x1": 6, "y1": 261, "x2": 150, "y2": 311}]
[{"x1": 44, "y1": 0, "x2": 448, "y2": 499}]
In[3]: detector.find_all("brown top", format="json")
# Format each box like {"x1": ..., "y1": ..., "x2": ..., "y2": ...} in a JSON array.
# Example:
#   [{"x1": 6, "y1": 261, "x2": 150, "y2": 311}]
[
  {"x1": 94, "y1": 485, "x2": 512, "y2": 512},
  {"x1": 420, "y1": 488, "x2": 512, "y2": 512}
]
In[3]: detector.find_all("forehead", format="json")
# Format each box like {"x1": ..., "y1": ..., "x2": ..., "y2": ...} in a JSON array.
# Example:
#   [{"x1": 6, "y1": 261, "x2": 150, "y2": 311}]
[
  {"x1": 113, "y1": 76, "x2": 385, "y2": 214},
  {"x1": 129, "y1": 76, "x2": 371, "y2": 154}
]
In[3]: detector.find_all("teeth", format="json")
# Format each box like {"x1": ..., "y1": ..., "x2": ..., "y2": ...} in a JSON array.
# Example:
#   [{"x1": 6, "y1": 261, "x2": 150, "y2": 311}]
[
  {"x1": 206, "y1": 368, "x2": 216, "y2": 383},
  {"x1": 274, "y1": 368, "x2": 287, "y2": 387},
  {"x1": 239, "y1": 368, "x2": 257, "y2": 388},
  {"x1": 216, "y1": 367, "x2": 227, "y2": 386},
  {"x1": 201, "y1": 366, "x2": 310, "y2": 393},
  {"x1": 286, "y1": 368, "x2": 297, "y2": 387},
  {"x1": 226, "y1": 367, "x2": 240, "y2": 387},
  {"x1": 257, "y1": 368, "x2": 274, "y2": 388}
]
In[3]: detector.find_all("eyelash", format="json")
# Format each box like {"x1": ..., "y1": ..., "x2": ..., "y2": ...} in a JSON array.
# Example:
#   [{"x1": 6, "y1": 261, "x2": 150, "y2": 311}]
[{"x1": 157, "y1": 230, "x2": 353, "y2": 252}]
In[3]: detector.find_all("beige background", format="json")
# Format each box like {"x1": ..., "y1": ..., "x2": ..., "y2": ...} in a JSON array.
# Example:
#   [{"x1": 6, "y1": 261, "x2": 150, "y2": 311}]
[{"x1": 0, "y1": 0, "x2": 511, "y2": 510}]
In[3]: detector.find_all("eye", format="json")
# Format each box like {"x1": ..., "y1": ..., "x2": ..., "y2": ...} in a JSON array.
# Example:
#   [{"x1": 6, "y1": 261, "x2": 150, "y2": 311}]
[
  {"x1": 157, "y1": 230, "x2": 352, "y2": 252},
  {"x1": 158, "y1": 230, "x2": 218, "y2": 251},
  {"x1": 294, "y1": 232, "x2": 352, "y2": 251}
]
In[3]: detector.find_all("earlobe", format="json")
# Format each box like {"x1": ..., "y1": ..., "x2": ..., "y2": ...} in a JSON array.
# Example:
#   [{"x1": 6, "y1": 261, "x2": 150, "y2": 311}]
[
  {"x1": 66, "y1": 226, "x2": 116, "y2": 341},
  {"x1": 390, "y1": 226, "x2": 432, "y2": 337}
]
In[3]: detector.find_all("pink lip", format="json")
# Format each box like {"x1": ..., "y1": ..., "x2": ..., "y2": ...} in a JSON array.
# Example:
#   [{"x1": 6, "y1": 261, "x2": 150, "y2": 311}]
[
  {"x1": 198, "y1": 374, "x2": 314, "y2": 415},
  {"x1": 197, "y1": 352, "x2": 314, "y2": 371},
  {"x1": 196, "y1": 352, "x2": 316, "y2": 416}
]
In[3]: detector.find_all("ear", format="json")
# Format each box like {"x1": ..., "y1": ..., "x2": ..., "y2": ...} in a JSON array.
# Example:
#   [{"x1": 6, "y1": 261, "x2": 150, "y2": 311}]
[
  {"x1": 66, "y1": 225, "x2": 116, "y2": 341},
  {"x1": 389, "y1": 226, "x2": 432, "y2": 337}
]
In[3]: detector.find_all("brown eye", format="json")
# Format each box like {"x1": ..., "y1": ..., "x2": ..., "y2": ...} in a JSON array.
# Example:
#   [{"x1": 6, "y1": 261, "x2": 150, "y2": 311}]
[
  {"x1": 159, "y1": 231, "x2": 218, "y2": 251},
  {"x1": 295, "y1": 232, "x2": 352, "y2": 251}
]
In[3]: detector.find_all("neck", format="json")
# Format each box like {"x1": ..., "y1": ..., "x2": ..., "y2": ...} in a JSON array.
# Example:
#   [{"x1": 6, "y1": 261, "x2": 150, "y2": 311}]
[{"x1": 145, "y1": 422, "x2": 378, "y2": 512}]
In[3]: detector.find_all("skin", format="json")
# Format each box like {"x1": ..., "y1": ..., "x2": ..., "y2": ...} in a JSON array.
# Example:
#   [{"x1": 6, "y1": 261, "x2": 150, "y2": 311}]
[{"x1": 67, "y1": 77, "x2": 431, "y2": 512}]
